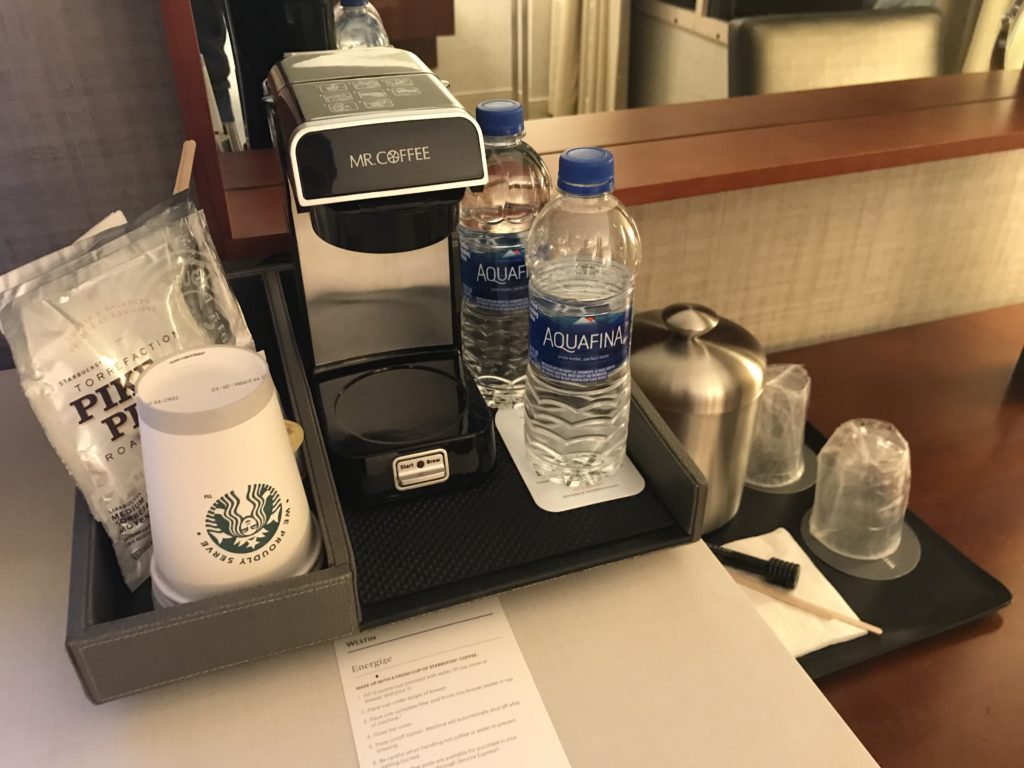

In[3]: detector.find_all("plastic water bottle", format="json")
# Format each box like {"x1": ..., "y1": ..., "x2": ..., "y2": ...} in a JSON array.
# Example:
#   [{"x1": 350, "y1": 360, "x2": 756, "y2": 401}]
[
  {"x1": 459, "y1": 100, "x2": 551, "y2": 408},
  {"x1": 334, "y1": 0, "x2": 389, "y2": 49},
  {"x1": 524, "y1": 147, "x2": 641, "y2": 486}
]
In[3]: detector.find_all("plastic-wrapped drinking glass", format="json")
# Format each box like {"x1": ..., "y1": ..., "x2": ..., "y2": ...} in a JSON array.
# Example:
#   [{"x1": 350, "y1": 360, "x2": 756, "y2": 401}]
[
  {"x1": 809, "y1": 419, "x2": 911, "y2": 560},
  {"x1": 746, "y1": 364, "x2": 811, "y2": 488}
]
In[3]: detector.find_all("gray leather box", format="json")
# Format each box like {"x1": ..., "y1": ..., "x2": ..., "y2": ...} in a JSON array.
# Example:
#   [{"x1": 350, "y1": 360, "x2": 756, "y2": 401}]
[
  {"x1": 66, "y1": 268, "x2": 362, "y2": 703},
  {"x1": 66, "y1": 498, "x2": 359, "y2": 702}
]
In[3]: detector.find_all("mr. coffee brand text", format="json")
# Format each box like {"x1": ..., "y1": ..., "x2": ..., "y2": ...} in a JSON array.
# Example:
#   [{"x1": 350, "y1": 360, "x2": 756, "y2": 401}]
[{"x1": 349, "y1": 144, "x2": 431, "y2": 168}]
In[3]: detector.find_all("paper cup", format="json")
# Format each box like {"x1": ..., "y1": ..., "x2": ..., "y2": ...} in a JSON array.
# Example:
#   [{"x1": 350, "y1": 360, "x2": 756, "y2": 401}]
[{"x1": 137, "y1": 346, "x2": 321, "y2": 604}]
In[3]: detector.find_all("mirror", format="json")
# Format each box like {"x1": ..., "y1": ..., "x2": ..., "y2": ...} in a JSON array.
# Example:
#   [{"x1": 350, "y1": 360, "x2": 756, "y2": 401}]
[
  {"x1": 190, "y1": 0, "x2": 1021, "y2": 152},
  {"x1": 191, "y1": 0, "x2": 246, "y2": 151},
  {"x1": 190, "y1": 0, "x2": 336, "y2": 152},
  {"x1": 991, "y1": 0, "x2": 1024, "y2": 68}
]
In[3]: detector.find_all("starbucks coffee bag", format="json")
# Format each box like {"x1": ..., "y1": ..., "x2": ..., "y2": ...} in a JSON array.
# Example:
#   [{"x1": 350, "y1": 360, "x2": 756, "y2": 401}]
[{"x1": 0, "y1": 197, "x2": 254, "y2": 590}]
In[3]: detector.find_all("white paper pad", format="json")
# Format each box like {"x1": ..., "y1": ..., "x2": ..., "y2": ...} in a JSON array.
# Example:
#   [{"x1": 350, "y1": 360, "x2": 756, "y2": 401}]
[
  {"x1": 335, "y1": 597, "x2": 571, "y2": 768},
  {"x1": 495, "y1": 408, "x2": 645, "y2": 512},
  {"x1": 725, "y1": 528, "x2": 868, "y2": 657}
]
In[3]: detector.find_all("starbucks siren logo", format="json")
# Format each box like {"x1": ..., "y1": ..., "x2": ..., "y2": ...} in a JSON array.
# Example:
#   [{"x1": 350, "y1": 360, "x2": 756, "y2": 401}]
[{"x1": 204, "y1": 483, "x2": 283, "y2": 555}]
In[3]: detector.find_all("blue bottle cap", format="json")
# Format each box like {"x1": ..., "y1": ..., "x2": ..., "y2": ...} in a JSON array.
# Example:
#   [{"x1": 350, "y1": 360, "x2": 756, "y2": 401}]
[
  {"x1": 475, "y1": 100, "x2": 525, "y2": 137},
  {"x1": 340, "y1": 0, "x2": 368, "y2": 6},
  {"x1": 557, "y1": 147, "x2": 615, "y2": 196}
]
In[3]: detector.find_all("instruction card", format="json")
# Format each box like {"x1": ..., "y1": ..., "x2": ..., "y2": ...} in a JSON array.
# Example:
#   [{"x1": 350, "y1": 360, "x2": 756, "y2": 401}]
[{"x1": 335, "y1": 598, "x2": 571, "y2": 768}]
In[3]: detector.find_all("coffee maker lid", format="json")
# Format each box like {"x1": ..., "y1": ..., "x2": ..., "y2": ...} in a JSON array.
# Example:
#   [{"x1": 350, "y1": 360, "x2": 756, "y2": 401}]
[
  {"x1": 272, "y1": 48, "x2": 427, "y2": 85},
  {"x1": 267, "y1": 48, "x2": 487, "y2": 206}
]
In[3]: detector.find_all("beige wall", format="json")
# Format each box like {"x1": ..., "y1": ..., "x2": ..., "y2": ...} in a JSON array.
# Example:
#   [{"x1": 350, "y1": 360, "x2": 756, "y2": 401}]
[
  {"x1": 629, "y1": 10, "x2": 728, "y2": 107},
  {"x1": 631, "y1": 150, "x2": 1024, "y2": 352}
]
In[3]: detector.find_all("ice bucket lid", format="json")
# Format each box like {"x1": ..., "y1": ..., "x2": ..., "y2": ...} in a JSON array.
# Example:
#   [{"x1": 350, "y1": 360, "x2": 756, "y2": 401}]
[{"x1": 632, "y1": 303, "x2": 766, "y2": 415}]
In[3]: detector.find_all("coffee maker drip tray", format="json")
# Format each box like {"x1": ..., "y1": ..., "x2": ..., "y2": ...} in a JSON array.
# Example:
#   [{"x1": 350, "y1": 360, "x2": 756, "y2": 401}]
[
  {"x1": 317, "y1": 355, "x2": 496, "y2": 505},
  {"x1": 334, "y1": 365, "x2": 466, "y2": 445}
]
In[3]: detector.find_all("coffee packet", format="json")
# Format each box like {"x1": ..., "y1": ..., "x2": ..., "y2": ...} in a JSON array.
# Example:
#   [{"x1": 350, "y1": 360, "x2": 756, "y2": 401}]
[{"x1": 0, "y1": 196, "x2": 254, "y2": 590}]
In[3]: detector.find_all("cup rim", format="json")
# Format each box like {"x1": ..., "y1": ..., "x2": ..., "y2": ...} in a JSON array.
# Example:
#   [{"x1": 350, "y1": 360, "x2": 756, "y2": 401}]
[
  {"x1": 136, "y1": 345, "x2": 275, "y2": 436},
  {"x1": 150, "y1": 518, "x2": 324, "y2": 607}
]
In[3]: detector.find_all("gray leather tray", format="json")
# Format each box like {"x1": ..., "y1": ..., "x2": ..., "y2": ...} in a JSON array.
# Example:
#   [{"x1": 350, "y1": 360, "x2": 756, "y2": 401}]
[{"x1": 65, "y1": 264, "x2": 706, "y2": 702}]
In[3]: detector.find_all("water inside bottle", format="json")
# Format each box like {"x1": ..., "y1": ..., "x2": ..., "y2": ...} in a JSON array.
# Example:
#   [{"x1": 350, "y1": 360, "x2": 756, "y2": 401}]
[{"x1": 524, "y1": 261, "x2": 633, "y2": 486}]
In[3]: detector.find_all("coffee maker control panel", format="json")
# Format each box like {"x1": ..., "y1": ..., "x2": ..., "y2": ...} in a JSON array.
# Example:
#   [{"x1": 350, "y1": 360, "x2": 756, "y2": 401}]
[{"x1": 305, "y1": 73, "x2": 451, "y2": 116}]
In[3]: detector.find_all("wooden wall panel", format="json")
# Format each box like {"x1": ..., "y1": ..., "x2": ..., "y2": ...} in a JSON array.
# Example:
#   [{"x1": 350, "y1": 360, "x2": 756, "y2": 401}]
[{"x1": 630, "y1": 149, "x2": 1024, "y2": 351}]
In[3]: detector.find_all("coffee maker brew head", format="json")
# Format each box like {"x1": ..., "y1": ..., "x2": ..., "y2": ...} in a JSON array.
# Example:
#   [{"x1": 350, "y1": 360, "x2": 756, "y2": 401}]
[
  {"x1": 267, "y1": 47, "x2": 486, "y2": 211},
  {"x1": 266, "y1": 47, "x2": 488, "y2": 371}
]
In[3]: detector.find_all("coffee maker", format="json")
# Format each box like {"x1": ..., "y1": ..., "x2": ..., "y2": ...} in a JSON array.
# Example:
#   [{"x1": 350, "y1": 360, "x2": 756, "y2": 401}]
[{"x1": 266, "y1": 48, "x2": 496, "y2": 505}]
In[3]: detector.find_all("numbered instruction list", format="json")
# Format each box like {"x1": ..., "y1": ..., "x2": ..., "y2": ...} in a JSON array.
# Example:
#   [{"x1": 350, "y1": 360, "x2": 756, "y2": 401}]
[{"x1": 335, "y1": 598, "x2": 571, "y2": 768}]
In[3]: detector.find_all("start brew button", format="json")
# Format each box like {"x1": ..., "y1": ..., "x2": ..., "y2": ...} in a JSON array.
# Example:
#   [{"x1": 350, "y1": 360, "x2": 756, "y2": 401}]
[{"x1": 392, "y1": 448, "x2": 450, "y2": 491}]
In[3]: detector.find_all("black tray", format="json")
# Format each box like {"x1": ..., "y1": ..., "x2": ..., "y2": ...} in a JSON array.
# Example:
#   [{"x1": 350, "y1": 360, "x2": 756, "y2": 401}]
[
  {"x1": 706, "y1": 426, "x2": 1012, "y2": 679},
  {"x1": 269, "y1": 266, "x2": 705, "y2": 627}
]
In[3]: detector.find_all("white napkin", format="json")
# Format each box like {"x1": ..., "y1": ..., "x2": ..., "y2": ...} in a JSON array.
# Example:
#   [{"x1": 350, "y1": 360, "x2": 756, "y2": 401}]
[{"x1": 722, "y1": 528, "x2": 867, "y2": 657}]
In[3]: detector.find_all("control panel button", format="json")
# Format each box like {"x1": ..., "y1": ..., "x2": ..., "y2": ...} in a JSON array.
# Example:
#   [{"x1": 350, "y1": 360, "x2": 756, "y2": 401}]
[{"x1": 393, "y1": 449, "x2": 450, "y2": 491}]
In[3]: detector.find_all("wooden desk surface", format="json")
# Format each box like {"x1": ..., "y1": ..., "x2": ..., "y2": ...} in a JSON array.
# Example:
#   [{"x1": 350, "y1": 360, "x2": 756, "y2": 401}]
[
  {"x1": 774, "y1": 303, "x2": 1024, "y2": 767},
  {"x1": 529, "y1": 70, "x2": 1024, "y2": 207}
]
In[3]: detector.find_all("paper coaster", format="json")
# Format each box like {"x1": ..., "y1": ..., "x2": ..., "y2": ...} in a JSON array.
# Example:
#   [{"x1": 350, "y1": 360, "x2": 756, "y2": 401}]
[
  {"x1": 745, "y1": 445, "x2": 818, "y2": 494},
  {"x1": 495, "y1": 408, "x2": 645, "y2": 513},
  {"x1": 800, "y1": 510, "x2": 921, "y2": 581}
]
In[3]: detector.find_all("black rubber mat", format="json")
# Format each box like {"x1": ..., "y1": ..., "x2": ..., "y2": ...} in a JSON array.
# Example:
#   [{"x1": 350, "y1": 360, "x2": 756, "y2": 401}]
[
  {"x1": 271, "y1": 266, "x2": 689, "y2": 624},
  {"x1": 342, "y1": 437, "x2": 674, "y2": 607}
]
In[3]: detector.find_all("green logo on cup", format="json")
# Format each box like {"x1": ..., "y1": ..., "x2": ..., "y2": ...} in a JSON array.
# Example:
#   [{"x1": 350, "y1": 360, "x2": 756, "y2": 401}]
[{"x1": 205, "y1": 483, "x2": 282, "y2": 554}]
